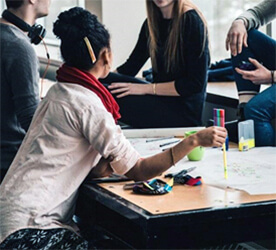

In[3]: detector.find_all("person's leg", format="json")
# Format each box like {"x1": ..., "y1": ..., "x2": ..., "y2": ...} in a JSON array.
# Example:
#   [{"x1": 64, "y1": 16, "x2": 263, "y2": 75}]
[
  {"x1": 100, "y1": 72, "x2": 156, "y2": 127},
  {"x1": 244, "y1": 85, "x2": 276, "y2": 146},
  {"x1": 100, "y1": 72, "x2": 205, "y2": 128},
  {"x1": 231, "y1": 30, "x2": 276, "y2": 108},
  {"x1": 247, "y1": 29, "x2": 276, "y2": 70},
  {"x1": 100, "y1": 72, "x2": 149, "y2": 85},
  {"x1": 1, "y1": 146, "x2": 19, "y2": 183},
  {"x1": 113, "y1": 91, "x2": 205, "y2": 128}
]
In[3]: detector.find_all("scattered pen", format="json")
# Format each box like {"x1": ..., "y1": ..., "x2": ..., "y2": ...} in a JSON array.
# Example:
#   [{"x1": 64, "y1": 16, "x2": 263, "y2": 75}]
[
  {"x1": 123, "y1": 181, "x2": 144, "y2": 190},
  {"x1": 146, "y1": 136, "x2": 174, "y2": 143},
  {"x1": 165, "y1": 167, "x2": 197, "y2": 178},
  {"x1": 159, "y1": 140, "x2": 180, "y2": 147}
]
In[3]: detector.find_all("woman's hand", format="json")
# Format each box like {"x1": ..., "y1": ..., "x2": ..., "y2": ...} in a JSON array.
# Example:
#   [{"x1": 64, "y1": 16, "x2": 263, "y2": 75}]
[
  {"x1": 226, "y1": 19, "x2": 248, "y2": 56},
  {"x1": 235, "y1": 58, "x2": 271, "y2": 85},
  {"x1": 108, "y1": 83, "x2": 150, "y2": 98},
  {"x1": 194, "y1": 126, "x2": 227, "y2": 148}
]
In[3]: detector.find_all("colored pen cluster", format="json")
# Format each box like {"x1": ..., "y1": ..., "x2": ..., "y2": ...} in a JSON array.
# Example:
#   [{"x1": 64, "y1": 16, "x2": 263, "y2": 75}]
[{"x1": 213, "y1": 108, "x2": 225, "y2": 127}]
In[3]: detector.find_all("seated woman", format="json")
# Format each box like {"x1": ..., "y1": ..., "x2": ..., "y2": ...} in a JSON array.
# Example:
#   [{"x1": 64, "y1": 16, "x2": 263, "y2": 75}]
[
  {"x1": 226, "y1": 0, "x2": 276, "y2": 146},
  {"x1": 0, "y1": 7, "x2": 226, "y2": 249},
  {"x1": 101, "y1": 0, "x2": 210, "y2": 128}
]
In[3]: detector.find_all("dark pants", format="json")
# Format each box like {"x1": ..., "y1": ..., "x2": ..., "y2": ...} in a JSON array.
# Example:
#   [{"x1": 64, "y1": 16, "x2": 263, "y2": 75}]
[
  {"x1": 231, "y1": 29, "x2": 276, "y2": 146},
  {"x1": 1, "y1": 145, "x2": 19, "y2": 183},
  {"x1": 100, "y1": 72, "x2": 206, "y2": 128},
  {"x1": 232, "y1": 29, "x2": 276, "y2": 94}
]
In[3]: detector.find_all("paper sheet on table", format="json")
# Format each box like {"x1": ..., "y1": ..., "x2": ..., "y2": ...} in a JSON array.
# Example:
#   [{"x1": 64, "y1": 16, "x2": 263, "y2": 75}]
[
  {"x1": 123, "y1": 127, "x2": 204, "y2": 138},
  {"x1": 129, "y1": 138, "x2": 276, "y2": 195},
  {"x1": 128, "y1": 137, "x2": 182, "y2": 157}
]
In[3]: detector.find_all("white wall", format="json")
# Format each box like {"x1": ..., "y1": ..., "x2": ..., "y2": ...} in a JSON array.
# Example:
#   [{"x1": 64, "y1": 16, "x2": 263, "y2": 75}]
[{"x1": 101, "y1": 0, "x2": 150, "y2": 72}]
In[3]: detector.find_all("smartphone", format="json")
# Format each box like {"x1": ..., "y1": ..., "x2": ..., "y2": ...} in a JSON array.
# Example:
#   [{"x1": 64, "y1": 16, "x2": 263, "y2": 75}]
[{"x1": 238, "y1": 61, "x2": 256, "y2": 71}]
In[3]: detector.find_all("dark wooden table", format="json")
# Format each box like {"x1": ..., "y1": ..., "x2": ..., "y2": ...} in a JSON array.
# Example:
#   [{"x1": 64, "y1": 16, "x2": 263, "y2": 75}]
[{"x1": 76, "y1": 181, "x2": 276, "y2": 249}]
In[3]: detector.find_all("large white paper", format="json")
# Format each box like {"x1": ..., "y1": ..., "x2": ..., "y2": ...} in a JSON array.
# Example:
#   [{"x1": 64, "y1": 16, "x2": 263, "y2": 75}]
[
  {"x1": 171, "y1": 147, "x2": 276, "y2": 195},
  {"x1": 128, "y1": 135, "x2": 276, "y2": 195}
]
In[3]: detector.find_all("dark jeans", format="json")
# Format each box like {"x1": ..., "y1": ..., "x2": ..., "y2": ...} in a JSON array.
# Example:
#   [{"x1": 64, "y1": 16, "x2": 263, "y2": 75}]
[
  {"x1": 208, "y1": 58, "x2": 235, "y2": 82},
  {"x1": 244, "y1": 85, "x2": 276, "y2": 146},
  {"x1": 232, "y1": 29, "x2": 276, "y2": 94},
  {"x1": 231, "y1": 29, "x2": 276, "y2": 146},
  {"x1": 100, "y1": 73, "x2": 206, "y2": 128}
]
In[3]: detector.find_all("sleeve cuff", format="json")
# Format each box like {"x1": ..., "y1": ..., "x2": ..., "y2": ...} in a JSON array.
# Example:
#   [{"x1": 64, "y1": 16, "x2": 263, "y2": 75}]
[{"x1": 109, "y1": 141, "x2": 141, "y2": 175}]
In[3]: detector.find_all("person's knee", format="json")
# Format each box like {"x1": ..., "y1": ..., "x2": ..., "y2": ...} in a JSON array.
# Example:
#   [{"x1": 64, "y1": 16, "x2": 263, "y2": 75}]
[
  {"x1": 247, "y1": 29, "x2": 262, "y2": 49},
  {"x1": 244, "y1": 98, "x2": 268, "y2": 122},
  {"x1": 244, "y1": 100, "x2": 259, "y2": 120},
  {"x1": 244, "y1": 102, "x2": 253, "y2": 119}
]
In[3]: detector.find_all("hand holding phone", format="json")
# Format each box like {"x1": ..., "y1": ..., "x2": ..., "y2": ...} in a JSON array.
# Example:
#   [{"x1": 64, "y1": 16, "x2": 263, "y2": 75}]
[
  {"x1": 236, "y1": 58, "x2": 270, "y2": 85},
  {"x1": 238, "y1": 61, "x2": 256, "y2": 71}
]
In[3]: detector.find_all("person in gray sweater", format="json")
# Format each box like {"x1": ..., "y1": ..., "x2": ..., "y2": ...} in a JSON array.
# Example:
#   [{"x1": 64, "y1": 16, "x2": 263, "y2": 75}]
[
  {"x1": 225, "y1": 0, "x2": 276, "y2": 146},
  {"x1": 0, "y1": 0, "x2": 50, "y2": 182},
  {"x1": 226, "y1": 0, "x2": 275, "y2": 56}
]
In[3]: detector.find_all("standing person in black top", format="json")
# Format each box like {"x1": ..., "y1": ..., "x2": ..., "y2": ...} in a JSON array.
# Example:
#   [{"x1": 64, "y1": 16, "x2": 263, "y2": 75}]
[{"x1": 102, "y1": 0, "x2": 209, "y2": 128}]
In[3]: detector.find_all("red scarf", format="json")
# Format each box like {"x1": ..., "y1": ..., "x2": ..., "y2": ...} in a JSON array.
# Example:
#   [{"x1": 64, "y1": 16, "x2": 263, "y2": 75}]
[{"x1": 56, "y1": 64, "x2": 121, "y2": 122}]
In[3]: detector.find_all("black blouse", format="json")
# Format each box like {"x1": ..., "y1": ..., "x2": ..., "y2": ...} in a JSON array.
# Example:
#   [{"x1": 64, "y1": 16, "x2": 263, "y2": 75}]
[{"x1": 117, "y1": 10, "x2": 210, "y2": 98}]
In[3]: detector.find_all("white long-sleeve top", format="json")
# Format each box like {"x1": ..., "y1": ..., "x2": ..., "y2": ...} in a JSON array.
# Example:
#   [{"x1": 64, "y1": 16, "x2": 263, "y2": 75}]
[{"x1": 0, "y1": 82, "x2": 140, "y2": 243}]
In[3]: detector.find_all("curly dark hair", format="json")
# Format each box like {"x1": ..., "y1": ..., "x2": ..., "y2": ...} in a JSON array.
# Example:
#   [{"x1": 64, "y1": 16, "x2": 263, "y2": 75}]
[
  {"x1": 53, "y1": 7, "x2": 110, "y2": 70},
  {"x1": 5, "y1": 0, "x2": 24, "y2": 9}
]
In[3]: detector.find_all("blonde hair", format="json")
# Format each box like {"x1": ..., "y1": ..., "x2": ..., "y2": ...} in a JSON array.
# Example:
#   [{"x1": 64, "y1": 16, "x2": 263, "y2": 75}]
[{"x1": 146, "y1": 0, "x2": 208, "y2": 72}]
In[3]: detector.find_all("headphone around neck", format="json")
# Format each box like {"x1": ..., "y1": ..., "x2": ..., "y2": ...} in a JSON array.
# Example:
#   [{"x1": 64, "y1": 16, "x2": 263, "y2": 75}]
[{"x1": 2, "y1": 9, "x2": 46, "y2": 45}]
